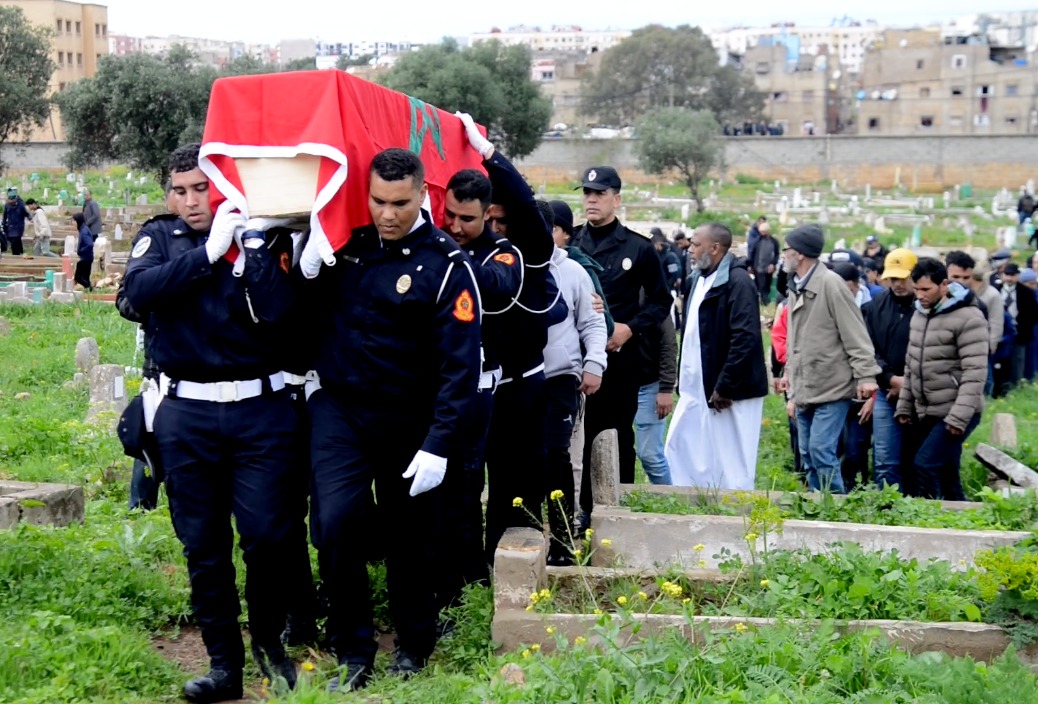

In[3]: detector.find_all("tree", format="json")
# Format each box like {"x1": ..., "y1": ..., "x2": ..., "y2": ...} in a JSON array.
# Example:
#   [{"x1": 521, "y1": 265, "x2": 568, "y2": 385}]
[
  {"x1": 0, "y1": 7, "x2": 55, "y2": 170},
  {"x1": 283, "y1": 57, "x2": 317, "y2": 71},
  {"x1": 336, "y1": 53, "x2": 374, "y2": 70},
  {"x1": 706, "y1": 65, "x2": 765, "y2": 129},
  {"x1": 635, "y1": 108, "x2": 723, "y2": 213},
  {"x1": 58, "y1": 52, "x2": 215, "y2": 182},
  {"x1": 381, "y1": 39, "x2": 550, "y2": 159},
  {"x1": 582, "y1": 24, "x2": 763, "y2": 127}
]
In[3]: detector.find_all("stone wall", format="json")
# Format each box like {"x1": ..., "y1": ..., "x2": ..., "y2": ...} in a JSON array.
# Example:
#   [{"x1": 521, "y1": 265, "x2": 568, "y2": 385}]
[
  {"x1": 1, "y1": 142, "x2": 72, "y2": 171},
  {"x1": 516, "y1": 135, "x2": 1038, "y2": 190}
]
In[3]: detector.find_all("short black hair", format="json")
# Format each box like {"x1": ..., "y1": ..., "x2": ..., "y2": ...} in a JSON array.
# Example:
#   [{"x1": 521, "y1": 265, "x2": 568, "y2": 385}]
[
  {"x1": 700, "y1": 222, "x2": 733, "y2": 250},
  {"x1": 831, "y1": 261, "x2": 860, "y2": 283},
  {"x1": 945, "y1": 250, "x2": 976, "y2": 271},
  {"x1": 169, "y1": 143, "x2": 201, "y2": 174},
  {"x1": 25, "y1": 198, "x2": 36, "y2": 206},
  {"x1": 447, "y1": 169, "x2": 491, "y2": 211},
  {"x1": 673, "y1": 231, "x2": 686, "y2": 242},
  {"x1": 863, "y1": 257, "x2": 882, "y2": 273},
  {"x1": 371, "y1": 148, "x2": 424, "y2": 185},
  {"x1": 911, "y1": 257, "x2": 947, "y2": 284},
  {"x1": 72, "y1": 212, "x2": 85, "y2": 227}
]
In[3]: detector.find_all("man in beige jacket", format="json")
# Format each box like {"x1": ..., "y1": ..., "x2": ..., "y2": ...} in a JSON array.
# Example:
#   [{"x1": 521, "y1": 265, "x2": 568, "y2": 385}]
[
  {"x1": 896, "y1": 257, "x2": 987, "y2": 500},
  {"x1": 780, "y1": 224, "x2": 880, "y2": 493}
]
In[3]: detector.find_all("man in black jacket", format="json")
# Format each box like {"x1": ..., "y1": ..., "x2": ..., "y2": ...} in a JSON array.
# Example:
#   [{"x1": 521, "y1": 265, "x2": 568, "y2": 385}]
[
  {"x1": 1003, "y1": 262, "x2": 1038, "y2": 388},
  {"x1": 665, "y1": 222, "x2": 768, "y2": 489},
  {"x1": 861, "y1": 248, "x2": 918, "y2": 492}
]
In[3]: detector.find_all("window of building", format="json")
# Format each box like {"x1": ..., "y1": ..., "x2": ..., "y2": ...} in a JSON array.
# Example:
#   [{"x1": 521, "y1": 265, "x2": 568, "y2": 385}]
[
  {"x1": 974, "y1": 114, "x2": 990, "y2": 126},
  {"x1": 76, "y1": 53, "x2": 82, "y2": 66},
  {"x1": 75, "y1": 21, "x2": 81, "y2": 35},
  {"x1": 102, "y1": 24, "x2": 107, "y2": 36},
  {"x1": 868, "y1": 117, "x2": 880, "y2": 130},
  {"x1": 59, "y1": 82, "x2": 66, "y2": 92},
  {"x1": 916, "y1": 59, "x2": 924, "y2": 69},
  {"x1": 920, "y1": 116, "x2": 934, "y2": 127},
  {"x1": 540, "y1": 71, "x2": 554, "y2": 81},
  {"x1": 978, "y1": 85, "x2": 992, "y2": 96},
  {"x1": 1007, "y1": 83, "x2": 1020, "y2": 96},
  {"x1": 755, "y1": 61, "x2": 770, "y2": 74},
  {"x1": 58, "y1": 52, "x2": 64, "y2": 66},
  {"x1": 952, "y1": 54, "x2": 967, "y2": 68},
  {"x1": 919, "y1": 87, "x2": 931, "y2": 98},
  {"x1": 772, "y1": 91, "x2": 788, "y2": 102},
  {"x1": 802, "y1": 90, "x2": 815, "y2": 102},
  {"x1": 1006, "y1": 116, "x2": 1019, "y2": 125},
  {"x1": 56, "y1": 19, "x2": 62, "y2": 34},
  {"x1": 96, "y1": 54, "x2": 101, "y2": 63},
  {"x1": 949, "y1": 115, "x2": 963, "y2": 127},
  {"x1": 65, "y1": 19, "x2": 71, "y2": 33},
  {"x1": 951, "y1": 86, "x2": 964, "y2": 96},
  {"x1": 68, "y1": 52, "x2": 74, "y2": 65},
  {"x1": 95, "y1": 24, "x2": 100, "y2": 36}
]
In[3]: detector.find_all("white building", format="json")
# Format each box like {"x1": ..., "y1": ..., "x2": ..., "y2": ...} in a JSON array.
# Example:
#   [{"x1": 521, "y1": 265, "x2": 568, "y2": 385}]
[
  {"x1": 470, "y1": 25, "x2": 630, "y2": 53},
  {"x1": 943, "y1": 12, "x2": 1038, "y2": 49},
  {"x1": 710, "y1": 20, "x2": 884, "y2": 73},
  {"x1": 315, "y1": 39, "x2": 413, "y2": 59}
]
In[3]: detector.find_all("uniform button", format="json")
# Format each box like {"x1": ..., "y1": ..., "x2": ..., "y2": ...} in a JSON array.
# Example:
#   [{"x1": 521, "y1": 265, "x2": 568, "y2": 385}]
[{"x1": 402, "y1": 248, "x2": 410, "y2": 256}]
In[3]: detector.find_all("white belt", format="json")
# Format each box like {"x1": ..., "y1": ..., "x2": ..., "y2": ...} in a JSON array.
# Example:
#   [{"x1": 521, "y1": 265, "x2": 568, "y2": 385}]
[
  {"x1": 498, "y1": 362, "x2": 545, "y2": 385},
  {"x1": 304, "y1": 372, "x2": 322, "y2": 402},
  {"x1": 160, "y1": 372, "x2": 285, "y2": 403},
  {"x1": 479, "y1": 367, "x2": 502, "y2": 391},
  {"x1": 282, "y1": 372, "x2": 309, "y2": 386}
]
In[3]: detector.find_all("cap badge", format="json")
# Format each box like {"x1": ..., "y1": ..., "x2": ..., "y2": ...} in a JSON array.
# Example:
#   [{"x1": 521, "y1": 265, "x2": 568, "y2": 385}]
[{"x1": 588, "y1": 169, "x2": 598, "y2": 182}]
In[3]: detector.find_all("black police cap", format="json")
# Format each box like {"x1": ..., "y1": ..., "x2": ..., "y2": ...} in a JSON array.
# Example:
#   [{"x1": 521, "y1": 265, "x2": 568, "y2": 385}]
[{"x1": 577, "y1": 166, "x2": 622, "y2": 192}]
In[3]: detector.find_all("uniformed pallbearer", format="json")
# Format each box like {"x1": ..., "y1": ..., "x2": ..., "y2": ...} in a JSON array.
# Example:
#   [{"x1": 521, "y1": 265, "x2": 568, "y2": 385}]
[
  {"x1": 123, "y1": 144, "x2": 300, "y2": 702},
  {"x1": 298, "y1": 148, "x2": 481, "y2": 692},
  {"x1": 573, "y1": 166, "x2": 672, "y2": 525}
]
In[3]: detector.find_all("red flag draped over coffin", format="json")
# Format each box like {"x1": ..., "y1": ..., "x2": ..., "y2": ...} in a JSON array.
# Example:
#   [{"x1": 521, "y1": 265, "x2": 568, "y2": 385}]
[{"x1": 199, "y1": 70, "x2": 486, "y2": 265}]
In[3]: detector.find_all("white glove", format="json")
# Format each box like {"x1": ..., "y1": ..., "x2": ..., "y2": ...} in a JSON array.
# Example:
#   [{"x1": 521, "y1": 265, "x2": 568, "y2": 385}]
[
  {"x1": 402, "y1": 450, "x2": 447, "y2": 497},
  {"x1": 455, "y1": 112, "x2": 494, "y2": 159},
  {"x1": 205, "y1": 201, "x2": 246, "y2": 264},
  {"x1": 245, "y1": 217, "x2": 293, "y2": 232},
  {"x1": 299, "y1": 233, "x2": 335, "y2": 279}
]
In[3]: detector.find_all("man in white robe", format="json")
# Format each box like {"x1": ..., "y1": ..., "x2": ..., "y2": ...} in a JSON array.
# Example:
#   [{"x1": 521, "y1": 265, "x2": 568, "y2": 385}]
[{"x1": 665, "y1": 222, "x2": 769, "y2": 489}]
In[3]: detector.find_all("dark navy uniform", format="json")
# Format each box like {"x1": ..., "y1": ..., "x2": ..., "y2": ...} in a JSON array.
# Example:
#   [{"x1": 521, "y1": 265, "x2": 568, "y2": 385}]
[
  {"x1": 304, "y1": 212, "x2": 480, "y2": 670},
  {"x1": 123, "y1": 216, "x2": 299, "y2": 674},
  {"x1": 437, "y1": 225, "x2": 521, "y2": 611},
  {"x1": 480, "y1": 152, "x2": 555, "y2": 565},
  {"x1": 575, "y1": 217, "x2": 672, "y2": 515}
]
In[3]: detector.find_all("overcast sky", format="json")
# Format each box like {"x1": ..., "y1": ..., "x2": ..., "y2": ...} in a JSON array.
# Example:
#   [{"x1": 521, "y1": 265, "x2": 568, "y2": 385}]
[{"x1": 101, "y1": 1, "x2": 1038, "y2": 44}]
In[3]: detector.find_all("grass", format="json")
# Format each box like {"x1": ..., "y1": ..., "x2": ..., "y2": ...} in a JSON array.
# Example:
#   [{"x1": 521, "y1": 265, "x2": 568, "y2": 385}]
[
  {"x1": 2, "y1": 302, "x2": 1038, "y2": 702},
  {"x1": 4, "y1": 166, "x2": 164, "y2": 210}
]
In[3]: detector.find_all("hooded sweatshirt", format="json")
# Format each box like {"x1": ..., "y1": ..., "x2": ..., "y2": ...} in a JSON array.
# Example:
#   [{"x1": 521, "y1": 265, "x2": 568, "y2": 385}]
[{"x1": 543, "y1": 246, "x2": 608, "y2": 380}]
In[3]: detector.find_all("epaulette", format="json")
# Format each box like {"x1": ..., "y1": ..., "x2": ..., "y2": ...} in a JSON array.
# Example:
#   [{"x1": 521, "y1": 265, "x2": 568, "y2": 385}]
[
  {"x1": 631, "y1": 227, "x2": 652, "y2": 240},
  {"x1": 138, "y1": 213, "x2": 181, "y2": 229}
]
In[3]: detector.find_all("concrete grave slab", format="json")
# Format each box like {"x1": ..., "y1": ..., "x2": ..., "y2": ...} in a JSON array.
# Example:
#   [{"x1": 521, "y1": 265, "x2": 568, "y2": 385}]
[{"x1": 0, "y1": 480, "x2": 84, "y2": 528}]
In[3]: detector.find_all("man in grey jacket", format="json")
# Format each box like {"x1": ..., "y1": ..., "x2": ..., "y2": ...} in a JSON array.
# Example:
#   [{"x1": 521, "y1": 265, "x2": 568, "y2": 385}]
[
  {"x1": 781, "y1": 224, "x2": 880, "y2": 494},
  {"x1": 82, "y1": 188, "x2": 102, "y2": 237},
  {"x1": 543, "y1": 209, "x2": 608, "y2": 564},
  {"x1": 897, "y1": 258, "x2": 987, "y2": 500}
]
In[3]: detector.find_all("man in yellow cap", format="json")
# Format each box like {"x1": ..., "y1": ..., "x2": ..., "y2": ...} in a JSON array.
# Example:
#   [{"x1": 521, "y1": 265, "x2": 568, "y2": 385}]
[{"x1": 860, "y1": 248, "x2": 918, "y2": 492}]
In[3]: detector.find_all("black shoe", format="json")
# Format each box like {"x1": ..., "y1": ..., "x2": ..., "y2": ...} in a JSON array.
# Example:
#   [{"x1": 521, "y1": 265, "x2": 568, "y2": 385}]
[
  {"x1": 251, "y1": 640, "x2": 297, "y2": 691},
  {"x1": 182, "y1": 669, "x2": 243, "y2": 704},
  {"x1": 387, "y1": 650, "x2": 426, "y2": 679},
  {"x1": 547, "y1": 551, "x2": 574, "y2": 567},
  {"x1": 281, "y1": 617, "x2": 319, "y2": 648},
  {"x1": 575, "y1": 512, "x2": 591, "y2": 536},
  {"x1": 328, "y1": 662, "x2": 372, "y2": 693}
]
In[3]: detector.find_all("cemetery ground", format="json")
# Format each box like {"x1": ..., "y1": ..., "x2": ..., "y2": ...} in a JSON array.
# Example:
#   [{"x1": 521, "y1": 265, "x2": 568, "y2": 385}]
[{"x1": 3, "y1": 304, "x2": 1038, "y2": 703}]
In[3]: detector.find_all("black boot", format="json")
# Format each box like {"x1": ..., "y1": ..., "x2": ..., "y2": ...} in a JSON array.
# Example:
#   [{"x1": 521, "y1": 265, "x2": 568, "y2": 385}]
[
  {"x1": 182, "y1": 669, "x2": 243, "y2": 704},
  {"x1": 328, "y1": 662, "x2": 372, "y2": 693},
  {"x1": 387, "y1": 650, "x2": 427, "y2": 679},
  {"x1": 251, "y1": 640, "x2": 297, "y2": 691},
  {"x1": 281, "y1": 615, "x2": 319, "y2": 648}
]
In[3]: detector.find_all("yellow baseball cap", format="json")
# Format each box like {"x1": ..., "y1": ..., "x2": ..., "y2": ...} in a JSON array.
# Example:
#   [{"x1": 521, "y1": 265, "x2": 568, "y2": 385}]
[{"x1": 882, "y1": 248, "x2": 918, "y2": 280}]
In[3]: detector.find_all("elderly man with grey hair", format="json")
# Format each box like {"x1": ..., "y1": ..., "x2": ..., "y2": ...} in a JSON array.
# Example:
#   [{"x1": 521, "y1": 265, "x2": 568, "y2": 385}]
[{"x1": 82, "y1": 188, "x2": 102, "y2": 237}]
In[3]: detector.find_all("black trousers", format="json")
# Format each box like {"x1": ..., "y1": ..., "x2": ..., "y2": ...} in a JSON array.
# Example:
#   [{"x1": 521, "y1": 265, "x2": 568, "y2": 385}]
[
  {"x1": 580, "y1": 348, "x2": 639, "y2": 517},
  {"x1": 74, "y1": 258, "x2": 93, "y2": 289},
  {"x1": 756, "y1": 271, "x2": 773, "y2": 304},
  {"x1": 154, "y1": 391, "x2": 297, "y2": 670},
  {"x1": 284, "y1": 386, "x2": 317, "y2": 629},
  {"x1": 544, "y1": 374, "x2": 580, "y2": 556},
  {"x1": 309, "y1": 390, "x2": 439, "y2": 665},
  {"x1": 8, "y1": 235, "x2": 23, "y2": 256},
  {"x1": 436, "y1": 387, "x2": 493, "y2": 611},
  {"x1": 484, "y1": 371, "x2": 547, "y2": 566}
]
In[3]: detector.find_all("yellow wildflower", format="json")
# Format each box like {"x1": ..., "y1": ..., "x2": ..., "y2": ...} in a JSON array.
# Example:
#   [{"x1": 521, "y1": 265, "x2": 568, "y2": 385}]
[
  {"x1": 301, "y1": 661, "x2": 315, "y2": 672},
  {"x1": 661, "y1": 581, "x2": 683, "y2": 598},
  {"x1": 539, "y1": 588, "x2": 551, "y2": 600},
  {"x1": 638, "y1": 591, "x2": 649, "y2": 600},
  {"x1": 521, "y1": 648, "x2": 531, "y2": 659},
  {"x1": 512, "y1": 497, "x2": 523, "y2": 508},
  {"x1": 601, "y1": 539, "x2": 613, "y2": 548},
  {"x1": 760, "y1": 579, "x2": 770, "y2": 588},
  {"x1": 745, "y1": 532, "x2": 759, "y2": 542},
  {"x1": 697, "y1": 559, "x2": 707, "y2": 568},
  {"x1": 526, "y1": 605, "x2": 534, "y2": 612},
  {"x1": 574, "y1": 636, "x2": 586, "y2": 645},
  {"x1": 585, "y1": 528, "x2": 594, "y2": 540},
  {"x1": 693, "y1": 543, "x2": 706, "y2": 552},
  {"x1": 574, "y1": 549, "x2": 583, "y2": 559},
  {"x1": 617, "y1": 595, "x2": 628, "y2": 606},
  {"x1": 550, "y1": 489, "x2": 565, "y2": 501},
  {"x1": 682, "y1": 597, "x2": 691, "y2": 605},
  {"x1": 734, "y1": 622, "x2": 748, "y2": 632},
  {"x1": 262, "y1": 677, "x2": 270, "y2": 686},
  {"x1": 546, "y1": 626, "x2": 555, "y2": 635},
  {"x1": 531, "y1": 643, "x2": 540, "y2": 651},
  {"x1": 593, "y1": 608, "x2": 603, "y2": 615}
]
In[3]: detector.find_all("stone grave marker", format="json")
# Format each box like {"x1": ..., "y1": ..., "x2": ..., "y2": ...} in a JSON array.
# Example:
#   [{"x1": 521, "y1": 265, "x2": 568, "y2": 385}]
[
  {"x1": 85, "y1": 364, "x2": 127, "y2": 426},
  {"x1": 990, "y1": 413, "x2": 1018, "y2": 449},
  {"x1": 75, "y1": 337, "x2": 99, "y2": 373},
  {"x1": 0, "y1": 317, "x2": 9, "y2": 336}
]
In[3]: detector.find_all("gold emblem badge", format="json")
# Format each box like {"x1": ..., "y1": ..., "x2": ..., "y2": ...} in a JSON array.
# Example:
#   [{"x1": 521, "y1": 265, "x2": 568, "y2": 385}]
[{"x1": 396, "y1": 275, "x2": 412, "y2": 294}]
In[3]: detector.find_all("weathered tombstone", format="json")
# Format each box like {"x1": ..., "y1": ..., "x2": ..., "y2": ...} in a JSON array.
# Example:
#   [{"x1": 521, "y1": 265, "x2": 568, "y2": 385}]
[
  {"x1": 865, "y1": 184, "x2": 872, "y2": 201},
  {"x1": 793, "y1": 187, "x2": 802, "y2": 208},
  {"x1": 114, "y1": 224, "x2": 123, "y2": 241},
  {"x1": 590, "y1": 429, "x2": 620, "y2": 506},
  {"x1": 8, "y1": 282, "x2": 27, "y2": 299},
  {"x1": 830, "y1": 179, "x2": 837, "y2": 193},
  {"x1": 42, "y1": 187, "x2": 48, "y2": 199},
  {"x1": 990, "y1": 413, "x2": 1018, "y2": 449},
  {"x1": 0, "y1": 317, "x2": 9, "y2": 336},
  {"x1": 64, "y1": 235, "x2": 76, "y2": 256},
  {"x1": 492, "y1": 527, "x2": 546, "y2": 614},
  {"x1": 680, "y1": 204, "x2": 690, "y2": 221},
  {"x1": 85, "y1": 364, "x2": 127, "y2": 426},
  {"x1": 943, "y1": 191, "x2": 951, "y2": 208},
  {"x1": 1028, "y1": 179, "x2": 1035, "y2": 194},
  {"x1": 50, "y1": 292, "x2": 76, "y2": 304},
  {"x1": 954, "y1": 184, "x2": 961, "y2": 200},
  {"x1": 52, "y1": 272, "x2": 66, "y2": 293},
  {"x1": 976, "y1": 444, "x2": 1038, "y2": 489},
  {"x1": 813, "y1": 191, "x2": 820, "y2": 204},
  {"x1": 819, "y1": 207, "x2": 830, "y2": 225},
  {"x1": 75, "y1": 337, "x2": 99, "y2": 373}
]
